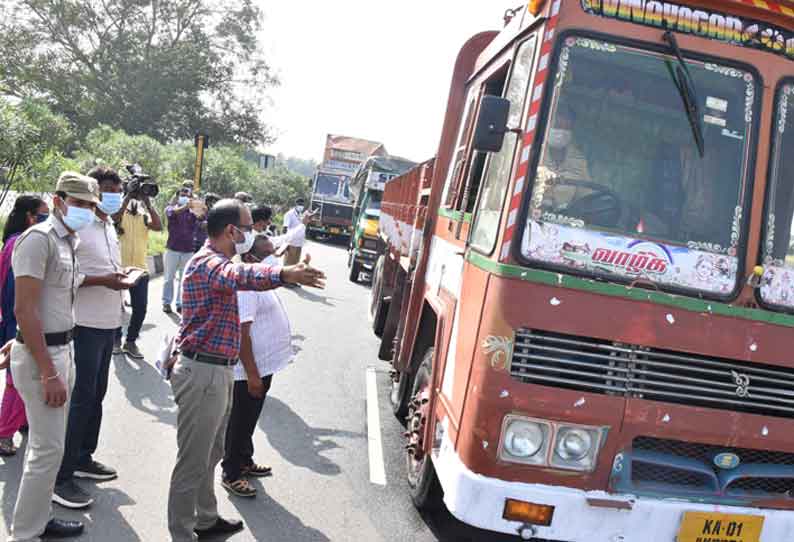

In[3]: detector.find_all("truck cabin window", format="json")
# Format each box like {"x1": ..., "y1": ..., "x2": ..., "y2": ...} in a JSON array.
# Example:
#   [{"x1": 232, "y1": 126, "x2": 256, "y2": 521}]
[
  {"x1": 522, "y1": 37, "x2": 756, "y2": 297},
  {"x1": 316, "y1": 174, "x2": 341, "y2": 197},
  {"x1": 761, "y1": 84, "x2": 794, "y2": 311}
]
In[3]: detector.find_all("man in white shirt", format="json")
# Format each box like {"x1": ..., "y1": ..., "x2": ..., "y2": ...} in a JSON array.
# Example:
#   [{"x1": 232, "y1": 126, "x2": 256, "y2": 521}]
[
  {"x1": 221, "y1": 234, "x2": 295, "y2": 498},
  {"x1": 282, "y1": 198, "x2": 306, "y2": 267},
  {"x1": 54, "y1": 167, "x2": 133, "y2": 510}
]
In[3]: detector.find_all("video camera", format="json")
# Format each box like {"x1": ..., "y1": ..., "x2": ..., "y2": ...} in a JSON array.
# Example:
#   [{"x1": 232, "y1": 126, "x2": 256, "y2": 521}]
[{"x1": 123, "y1": 164, "x2": 159, "y2": 199}]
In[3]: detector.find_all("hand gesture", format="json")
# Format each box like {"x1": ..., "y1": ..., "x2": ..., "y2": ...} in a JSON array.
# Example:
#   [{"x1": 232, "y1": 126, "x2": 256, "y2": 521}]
[
  {"x1": 281, "y1": 254, "x2": 326, "y2": 289},
  {"x1": 42, "y1": 373, "x2": 68, "y2": 408},
  {"x1": 0, "y1": 339, "x2": 13, "y2": 371},
  {"x1": 302, "y1": 209, "x2": 319, "y2": 225}
]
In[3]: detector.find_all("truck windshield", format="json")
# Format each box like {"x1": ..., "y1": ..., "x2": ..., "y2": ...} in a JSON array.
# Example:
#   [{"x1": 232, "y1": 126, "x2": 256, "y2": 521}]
[
  {"x1": 365, "y1": 191, "x2": 382, "y2": 215},
  {"x1": 315, "y1": 174, "x2": 341, "y2": 197},
  {"x1": 761, "y1": 83, "x2": 794, "y2": 311},
  {"x1": 521, "y1": 36, "x2": 756, "y2": 297}
]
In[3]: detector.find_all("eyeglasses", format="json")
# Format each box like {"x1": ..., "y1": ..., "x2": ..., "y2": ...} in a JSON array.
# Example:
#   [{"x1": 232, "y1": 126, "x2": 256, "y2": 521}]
[{"x1": 233, "y1": 224, "x2": 253, "y2": 233}]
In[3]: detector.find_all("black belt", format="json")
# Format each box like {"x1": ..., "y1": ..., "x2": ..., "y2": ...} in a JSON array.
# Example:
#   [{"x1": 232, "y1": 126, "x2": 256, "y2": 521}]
[
  {"x1": 16, "y1": 329, "x2": 74, "y2": 347},
  {"x1": 181, "y1": 350, "x2": 238, "y2": 367}
]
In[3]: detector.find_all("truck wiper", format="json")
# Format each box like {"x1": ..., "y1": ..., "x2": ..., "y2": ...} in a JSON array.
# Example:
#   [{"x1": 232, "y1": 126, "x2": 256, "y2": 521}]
[{"x1": 663, "y1": 31, "x2": 705, "y2": 157}]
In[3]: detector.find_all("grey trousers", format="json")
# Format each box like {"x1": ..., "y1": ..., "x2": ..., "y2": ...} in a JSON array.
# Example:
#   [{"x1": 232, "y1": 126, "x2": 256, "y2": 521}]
[
  {"x1": 167, "y1": 356, "x2": 233, "y2": 542},
  {"x1": 8, "y1": 342, "x2": 75, "y2": 542}
]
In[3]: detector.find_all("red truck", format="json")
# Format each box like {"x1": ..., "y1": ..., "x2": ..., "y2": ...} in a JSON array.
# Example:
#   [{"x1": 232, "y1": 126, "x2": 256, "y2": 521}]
[{"x1": 370, "y1": 1, "x2": 794, "y2": 541}]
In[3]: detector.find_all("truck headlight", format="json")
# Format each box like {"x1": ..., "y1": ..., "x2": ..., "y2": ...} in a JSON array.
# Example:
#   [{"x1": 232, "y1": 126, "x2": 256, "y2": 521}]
[
  {"x1": 499, "y1": 416, "x2": 550, "y2": 465},
  {"x1": 551, "y1": 425, "x2": 603, "y2": 472}
]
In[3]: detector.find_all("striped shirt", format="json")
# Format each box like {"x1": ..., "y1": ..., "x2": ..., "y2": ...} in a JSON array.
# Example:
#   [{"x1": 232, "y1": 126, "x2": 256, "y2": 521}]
[{"x1": 176, "y1": 244, "x2": 282, "y2": 359}]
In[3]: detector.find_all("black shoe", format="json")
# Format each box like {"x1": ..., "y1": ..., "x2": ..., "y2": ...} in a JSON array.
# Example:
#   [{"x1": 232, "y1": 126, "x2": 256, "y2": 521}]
[
  {"x1": 163, "y1": 304, "x2": 172, "y2": 314},
  {"x1": 176, "y1": 305, "x2": 182, "y2": 314},
  {"x1": 18, "y1": 424, "x2": 28, "y2": 434},
  {"x1": 194, "y1": 517, "x2": 244, "y2": 539},
  {"x1": 122, "y1": 341, "x2": 144, "y2": 360},
  {"x1": 74, "y1": 459, "x2": 117, "y2": 481},
  {"x1": 52, "y1": 481, "x2": 93, "y2": 509},
  {"x1": 43, "y1": 518, "x2": 84, "y2": 538}
]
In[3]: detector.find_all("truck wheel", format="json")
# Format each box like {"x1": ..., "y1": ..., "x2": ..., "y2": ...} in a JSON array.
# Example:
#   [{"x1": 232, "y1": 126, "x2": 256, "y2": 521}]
[
  {"x1": 370, "y1": 258, "x2": 389, "y2": 337},
  {"x1": 390, "y1": 370, "x2": 412, "y2": 419},
  {"x1": 406, "y1": 348, "x2": 443, "y2": 511},
  {"x1": 348, "y1": 259, "x2": 362, "y2": 283}
]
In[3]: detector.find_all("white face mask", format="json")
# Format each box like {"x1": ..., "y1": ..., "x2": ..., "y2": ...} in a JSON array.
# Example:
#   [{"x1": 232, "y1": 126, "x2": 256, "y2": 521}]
[
  {"x1": 296, "y1": 205, "x2": 305, "y2": 213},
  {"x1": 234, "y1": 229, "x2": 256, "y2": 255},
  {"x1": 178, "y1": 196, "x2": 189, "y2": 206},
  {"x1": 548, "y1": 128, "x2": 573, "y2": 150},
  {"x1": 263, "y1": 254, "x2": 279, "y2": 266}
]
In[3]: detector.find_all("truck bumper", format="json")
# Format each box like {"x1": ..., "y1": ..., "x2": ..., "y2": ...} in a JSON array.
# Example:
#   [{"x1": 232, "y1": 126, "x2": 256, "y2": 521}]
[
  {"x1": 433, "y1": 436, "x2": 794, "y2": 541},
  {"x1": 354, "y1": 248, "x2": 378, "y2": 270}
]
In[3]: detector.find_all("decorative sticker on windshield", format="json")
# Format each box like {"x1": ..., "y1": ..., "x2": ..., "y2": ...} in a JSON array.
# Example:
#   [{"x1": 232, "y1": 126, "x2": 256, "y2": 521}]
[
  {"x1": 523, "y1": 220, "x2": 738, "y2": 294},
  {"x1": 581, "y1": 0, "x2": 794, "y2": 62}
]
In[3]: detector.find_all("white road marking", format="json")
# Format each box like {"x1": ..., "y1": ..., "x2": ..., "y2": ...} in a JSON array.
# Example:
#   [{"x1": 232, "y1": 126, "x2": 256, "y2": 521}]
[{"x1": 366, "y1": 366, "x2": 387, "y2": 486}]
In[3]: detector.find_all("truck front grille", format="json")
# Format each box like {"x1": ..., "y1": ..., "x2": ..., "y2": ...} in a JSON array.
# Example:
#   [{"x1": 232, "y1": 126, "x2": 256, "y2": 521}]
[
  {"x1": 509, "y1": 329, "x2": 794, "y2": 419},
  {"x1": 630, "y1": 437, "x2": 794, "y2": 499}
]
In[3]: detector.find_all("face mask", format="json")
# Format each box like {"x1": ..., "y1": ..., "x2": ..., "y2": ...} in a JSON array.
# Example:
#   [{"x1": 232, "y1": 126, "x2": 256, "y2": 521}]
[
  {"x1": 98, "y1": 192, "x2": 123, "y2": 215},
  {"x1": 178, "y1": 196, "x2": 189, "y2": 206},
  {"x1": 234, "y1": 229, "x2": 256, "y2": 255},
  {"x1": 263, "y1": 255, "x2": 279, "y2": 266},
  {"x1": 296, "y1": 206, "x2": 305, "y2": 213},
  {"x1": 61, "y1": 205, "x2": 94, "y2": 232},
  {"x1": 36, "y1": 213, "x2": 49, "y2": 224},
  {"x1": 548, "y1": 128, "x2": 572, "y2": 150}
]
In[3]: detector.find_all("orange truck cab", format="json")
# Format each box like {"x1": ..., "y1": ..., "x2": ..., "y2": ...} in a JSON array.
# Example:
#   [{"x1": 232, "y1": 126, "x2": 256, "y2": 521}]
[{"x1": 370, "y1": 1, "x2": 794, "y2": 541}]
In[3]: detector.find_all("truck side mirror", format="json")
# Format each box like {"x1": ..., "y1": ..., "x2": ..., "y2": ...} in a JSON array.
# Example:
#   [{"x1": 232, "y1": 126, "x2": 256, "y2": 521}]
[{"x1": 472, "y1": 95, "x2": 511, "y2": 153}]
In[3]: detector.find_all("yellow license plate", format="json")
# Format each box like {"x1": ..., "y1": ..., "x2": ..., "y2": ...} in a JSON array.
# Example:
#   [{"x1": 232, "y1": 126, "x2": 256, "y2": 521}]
[
  {"x1": 329, "y1": 228, "x2": 340, "y2": 234},
  {"x1": 677, "y1": 512, "x2": 764, "y2": 542}
]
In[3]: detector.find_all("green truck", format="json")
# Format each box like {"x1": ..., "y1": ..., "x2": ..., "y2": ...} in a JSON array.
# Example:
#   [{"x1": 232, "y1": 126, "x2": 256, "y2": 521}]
[{"x1": 348, "y1": 155, "x2": 415, "y2": 283}]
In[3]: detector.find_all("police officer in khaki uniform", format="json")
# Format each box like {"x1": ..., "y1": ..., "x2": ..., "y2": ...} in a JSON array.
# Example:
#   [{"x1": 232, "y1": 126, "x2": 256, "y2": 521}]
[{"x1": 4, "y1": 173, "x2": 100, "y2": 541}]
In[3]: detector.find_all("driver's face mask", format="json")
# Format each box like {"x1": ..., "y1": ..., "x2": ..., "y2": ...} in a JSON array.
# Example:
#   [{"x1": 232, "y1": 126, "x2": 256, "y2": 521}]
[{"x1": 548, "y1": 128, "x2": 573, "y2": 150}]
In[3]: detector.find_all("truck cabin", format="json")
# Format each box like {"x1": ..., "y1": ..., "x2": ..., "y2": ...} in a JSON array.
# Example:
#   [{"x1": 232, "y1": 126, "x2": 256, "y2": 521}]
[{"x1": 411, "y1": 1, "x2": 794, "y2": 540}]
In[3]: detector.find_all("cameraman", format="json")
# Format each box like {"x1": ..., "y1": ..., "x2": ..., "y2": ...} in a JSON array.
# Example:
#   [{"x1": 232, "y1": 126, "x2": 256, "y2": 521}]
[
  {"x1": 163, "y1": 181, "x2": 198, "y2": 314},
  {"x1": 113, "y1": 187, "x2": 162, "y2": 359}
]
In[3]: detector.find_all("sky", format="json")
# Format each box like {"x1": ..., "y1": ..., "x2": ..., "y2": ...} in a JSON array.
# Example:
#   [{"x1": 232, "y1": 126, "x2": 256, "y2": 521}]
[{"x1": 258, "y1": 1, "x2": 522, "y2": 163}]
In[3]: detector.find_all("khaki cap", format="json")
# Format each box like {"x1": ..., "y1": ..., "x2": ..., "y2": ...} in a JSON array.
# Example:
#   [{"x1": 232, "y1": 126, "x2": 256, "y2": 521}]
[{"x1": 56, "y1": 172, "x2": 101, "y2": 204}]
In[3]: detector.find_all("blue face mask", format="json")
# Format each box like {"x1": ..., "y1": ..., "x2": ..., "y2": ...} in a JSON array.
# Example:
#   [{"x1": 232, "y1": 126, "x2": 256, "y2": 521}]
[
  {"x1": 178, "y1": 196, "x2": 189, "y2": 206},
  {"x1": 36, "y1": 213, "x2": 49, "y2": 224},
  {"x1": 61, "y1": 205, "x2": 95, "y2": 232},
  {"x1": 98, "y1": 192, "x2": 123, "y2": 215}
]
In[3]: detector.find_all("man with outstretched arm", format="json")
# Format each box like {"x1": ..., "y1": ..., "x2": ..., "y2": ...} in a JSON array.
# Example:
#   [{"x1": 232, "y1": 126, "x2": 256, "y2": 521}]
[{"x1": 167, "y1": 199, "x2": 325, "y2": 542}]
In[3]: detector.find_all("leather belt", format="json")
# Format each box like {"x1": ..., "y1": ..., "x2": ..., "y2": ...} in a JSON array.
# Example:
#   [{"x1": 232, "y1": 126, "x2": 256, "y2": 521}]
[
  {"x1": 16, "y1": 329, "x2": 74, "y2": 347},
  {"x1": 181, "y1": 350, "x2": 238, "y2": 367}
]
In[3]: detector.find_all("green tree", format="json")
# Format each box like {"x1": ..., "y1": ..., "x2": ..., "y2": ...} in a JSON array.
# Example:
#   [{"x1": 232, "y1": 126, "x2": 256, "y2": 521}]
[
  {"x1": 0, "y1": 98, "x2": 77, "y2": 198},
  {"x1": 0, "y1": 0, "x2": 277, "y2": 147}
]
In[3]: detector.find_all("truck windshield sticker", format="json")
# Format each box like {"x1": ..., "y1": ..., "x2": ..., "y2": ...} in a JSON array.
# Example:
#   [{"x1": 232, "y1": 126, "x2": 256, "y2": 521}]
[
  {"x1": 523, "y1": 220, "x2": 738, "y2": 294},
  {"x1": 581, "y1": 0, "x2": 794, "y2": 61}
]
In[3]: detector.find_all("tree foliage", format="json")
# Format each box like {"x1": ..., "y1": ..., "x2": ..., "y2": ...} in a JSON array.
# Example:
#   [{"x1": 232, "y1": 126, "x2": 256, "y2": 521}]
[
  {"x1": 0, "y1": 0, "x2": 277, "y2": 147},
  {"x1": 0, "y1": 99, "x2": 78, "y2": 196}
]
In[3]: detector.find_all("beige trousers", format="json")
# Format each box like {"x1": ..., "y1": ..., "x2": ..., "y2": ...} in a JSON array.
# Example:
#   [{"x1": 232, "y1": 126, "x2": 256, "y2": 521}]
[
  {"x1": 167, "y1": 356, "x2": 234, "y2": 542},
  {"x1": 8, "y1": 342, "x2": 75, "y2": 542},
  {"x1": 283, "y1": 246, "x2": 302, "y2": 266}
]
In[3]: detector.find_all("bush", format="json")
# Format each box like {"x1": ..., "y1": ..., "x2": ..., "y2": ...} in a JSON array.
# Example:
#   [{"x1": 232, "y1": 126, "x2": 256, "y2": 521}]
[{"x1": 147, "y1": 230, "x2": 167, "y2": 256}]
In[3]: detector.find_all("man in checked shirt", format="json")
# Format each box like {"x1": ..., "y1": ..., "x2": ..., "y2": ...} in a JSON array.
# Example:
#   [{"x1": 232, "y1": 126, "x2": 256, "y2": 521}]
[{"x1": 167, "y1": 199, "x2": 325, "y2": 542}]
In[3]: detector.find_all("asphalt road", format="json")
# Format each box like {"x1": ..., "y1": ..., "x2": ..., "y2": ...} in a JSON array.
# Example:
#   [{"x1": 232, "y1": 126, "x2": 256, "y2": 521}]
[{"x1": 0, "y1": 240, "x2": 515, "y2": 542}]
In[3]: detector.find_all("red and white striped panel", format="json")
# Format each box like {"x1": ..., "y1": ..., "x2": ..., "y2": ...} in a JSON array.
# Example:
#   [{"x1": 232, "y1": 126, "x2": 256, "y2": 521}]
[
  {"x1": 735, "y1": 0, "x2": 794, "y2": 16},
  {"x1": 501, "y1": 0, "x2": 562, "y2": 262}
]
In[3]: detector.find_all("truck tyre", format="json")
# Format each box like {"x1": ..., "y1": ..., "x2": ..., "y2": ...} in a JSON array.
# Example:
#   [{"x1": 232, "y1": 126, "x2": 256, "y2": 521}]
[
  {"x1": 348, "y1": 259, "x2": 362, "y2": 283},
  {"x1": 406, "y1": 348, "x2": 443, "y2": 511},
  {"x1": 390, "y1": 370, "x2": 412, "y2": 419},
  {"x1": 370, "y1": 258, "x2": 389, "y2": 337}
]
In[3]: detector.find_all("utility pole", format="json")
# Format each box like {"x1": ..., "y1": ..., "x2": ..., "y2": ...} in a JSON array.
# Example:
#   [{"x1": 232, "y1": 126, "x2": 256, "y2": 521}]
[{"x1": 193, "y1": 133, "x2": 209, "y2": 191}]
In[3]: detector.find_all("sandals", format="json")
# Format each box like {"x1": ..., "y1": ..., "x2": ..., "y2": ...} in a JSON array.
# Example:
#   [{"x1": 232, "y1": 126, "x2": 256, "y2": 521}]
[
  {"x1": 0, "y1": 437, "x2": 17, "y2": 457},
  {"x1": 222, "y1": 477, "x2": 256, "y2": 498},
  {"x1": 242, "y1": 463, "x2": 272, "y2": 478}
]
